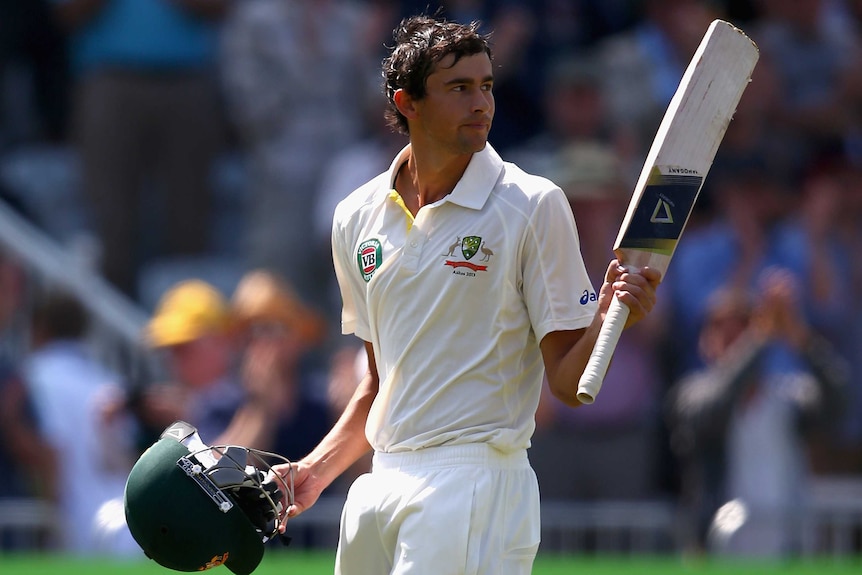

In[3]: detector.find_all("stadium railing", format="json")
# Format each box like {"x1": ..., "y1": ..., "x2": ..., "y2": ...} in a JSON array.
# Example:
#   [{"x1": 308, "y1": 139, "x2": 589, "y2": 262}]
[
  {"x1": 0, "y1": 498, "x2": 58, "y2": 551},
  {"x1": 0, "y1": 180, "x2": 158, "y2": 385},
  {"x1": 804, "y1": 476, "x2": 862, "y2": 556}
]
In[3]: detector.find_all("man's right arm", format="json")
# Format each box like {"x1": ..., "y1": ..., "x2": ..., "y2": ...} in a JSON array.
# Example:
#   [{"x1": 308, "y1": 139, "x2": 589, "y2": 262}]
[{"x1": 281, "y1": 341, "x2": 377, "y2": 518}]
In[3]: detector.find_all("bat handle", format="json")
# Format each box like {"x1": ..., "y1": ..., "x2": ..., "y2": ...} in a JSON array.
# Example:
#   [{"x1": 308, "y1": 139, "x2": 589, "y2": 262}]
[{"x1": 576, "y1": 296, "x2": 630, "y2": 404}]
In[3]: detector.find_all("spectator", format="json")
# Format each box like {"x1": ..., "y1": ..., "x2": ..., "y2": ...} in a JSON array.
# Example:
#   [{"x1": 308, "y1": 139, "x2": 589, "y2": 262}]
[
  {"x1": 48, "y1": 0, "x2": 230, "y2": 298},
  {"x1": 21, "y1": 288, "x2": 139, "y2": 555},
  {"x1": 231, "y1": 268, "x2": 335, "y2": 548},
  {"x1": 141, "y1": 278, "x2": 283, "y2": 449},
  {"x1": 141, "y1": 279, "x2": 240, "y2": 442},
  {"x1": 219, "y1": 0, "x2": 376, "y2": 305},
  {"x1": 230, "y1": 268, "x2": 332, "y2": 462},
  {"x1": 665, "y1": 269, "x2": 848, "y2": 557}
]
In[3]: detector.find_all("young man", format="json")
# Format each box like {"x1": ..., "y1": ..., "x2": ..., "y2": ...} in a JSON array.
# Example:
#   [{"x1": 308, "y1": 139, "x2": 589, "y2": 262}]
[{"x1": 275, "y1": 14, "x2": 661, "y2": 574}]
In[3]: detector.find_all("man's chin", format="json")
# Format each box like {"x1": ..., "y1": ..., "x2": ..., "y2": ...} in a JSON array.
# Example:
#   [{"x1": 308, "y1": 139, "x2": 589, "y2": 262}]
[{"x1": 461, "y1": 136, "x2": 489, "y2": 154}]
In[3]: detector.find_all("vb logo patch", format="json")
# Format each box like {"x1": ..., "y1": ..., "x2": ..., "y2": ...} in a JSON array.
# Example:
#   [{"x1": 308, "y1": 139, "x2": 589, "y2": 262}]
[{"x1": 357, "y1": 239, "x2": 382, "y2": 282}]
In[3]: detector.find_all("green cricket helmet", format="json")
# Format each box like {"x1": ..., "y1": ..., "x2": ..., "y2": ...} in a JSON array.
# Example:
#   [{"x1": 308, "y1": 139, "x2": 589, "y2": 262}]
[{"x1": 124, "y1": 421, "x2": 294, "y2": 574}]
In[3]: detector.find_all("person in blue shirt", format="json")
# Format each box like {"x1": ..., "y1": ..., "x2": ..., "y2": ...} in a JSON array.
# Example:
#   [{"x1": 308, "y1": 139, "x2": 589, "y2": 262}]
[{"x1": 49, "y1": 0, "x2": 229, "y2": 299}]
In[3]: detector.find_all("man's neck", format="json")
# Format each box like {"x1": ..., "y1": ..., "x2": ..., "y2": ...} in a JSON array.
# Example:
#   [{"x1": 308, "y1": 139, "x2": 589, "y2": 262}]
[{"x1": 396, "y1": 145, "x2": 474, "y2": 215}]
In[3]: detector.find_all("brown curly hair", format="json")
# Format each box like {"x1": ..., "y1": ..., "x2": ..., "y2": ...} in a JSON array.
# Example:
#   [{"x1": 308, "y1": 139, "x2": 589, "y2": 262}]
[{"x1": 382, "y1": 14, "x2": 493, "y2": 135}]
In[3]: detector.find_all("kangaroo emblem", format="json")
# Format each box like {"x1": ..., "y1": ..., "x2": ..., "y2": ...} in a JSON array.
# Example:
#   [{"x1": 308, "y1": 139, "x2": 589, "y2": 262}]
[{"x1": 443, "y1": 236, "x2": 461, "y2": 257}]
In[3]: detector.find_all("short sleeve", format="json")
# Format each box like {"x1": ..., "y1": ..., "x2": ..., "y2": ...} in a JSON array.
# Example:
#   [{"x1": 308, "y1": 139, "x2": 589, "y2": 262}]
[{"x1": 521, "y1": 186, "x2": 597, "y2": 342}]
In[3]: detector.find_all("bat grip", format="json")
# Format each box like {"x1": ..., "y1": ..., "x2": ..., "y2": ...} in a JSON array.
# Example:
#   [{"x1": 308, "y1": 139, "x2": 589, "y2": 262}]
[{"x1": 576, "y1": 296, "x2": 630, "y2": 404}]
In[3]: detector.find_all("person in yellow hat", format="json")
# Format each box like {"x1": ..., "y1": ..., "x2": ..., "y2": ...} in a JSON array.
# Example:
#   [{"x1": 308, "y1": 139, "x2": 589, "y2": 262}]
[
  {"x1": 140, "y1": 279, "x2": 282, "y2": 449},
  {"x1": 145, "y1": 279, "x2": 235, "y2": 351},
  {"x1": 231, "y1": 269, "x2": 332, "y2": 463}
]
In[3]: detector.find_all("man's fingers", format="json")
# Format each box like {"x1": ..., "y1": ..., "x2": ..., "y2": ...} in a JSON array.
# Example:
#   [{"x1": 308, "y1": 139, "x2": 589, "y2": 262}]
[
  {"x1": 639, "y1": 266, "x2": 663, "y2": 286},
  {"x1": 614, "y1": 272, "x2": 658, "y2": 315}
]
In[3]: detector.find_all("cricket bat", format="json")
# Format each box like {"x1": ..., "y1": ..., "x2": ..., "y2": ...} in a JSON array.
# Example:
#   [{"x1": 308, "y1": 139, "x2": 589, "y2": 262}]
[{"x1": 576, "y1": 19, "x2": 759, "y2": 404}]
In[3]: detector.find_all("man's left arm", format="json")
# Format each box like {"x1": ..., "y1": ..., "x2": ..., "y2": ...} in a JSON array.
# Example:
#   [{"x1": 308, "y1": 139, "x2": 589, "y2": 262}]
[{"x1": 541, "y1": 261, "x2": 660, "y2": 407}]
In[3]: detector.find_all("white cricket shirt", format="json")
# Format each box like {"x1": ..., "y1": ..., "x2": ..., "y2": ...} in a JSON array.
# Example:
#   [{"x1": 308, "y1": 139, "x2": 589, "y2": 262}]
[{"x1": 332, "y1": 143, "x2": 597, "y2": 453}]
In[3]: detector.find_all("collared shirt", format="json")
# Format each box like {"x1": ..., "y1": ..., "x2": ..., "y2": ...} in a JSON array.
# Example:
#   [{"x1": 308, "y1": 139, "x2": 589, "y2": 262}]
[{"x1": 332, "y1": 144, "x2": 597, "y2": 453}]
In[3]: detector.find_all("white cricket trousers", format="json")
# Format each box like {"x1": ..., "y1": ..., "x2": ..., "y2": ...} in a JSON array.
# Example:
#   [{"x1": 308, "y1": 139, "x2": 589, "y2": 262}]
[{"x1": 334, "y1": 443, "x2": 540, "y2": 575}]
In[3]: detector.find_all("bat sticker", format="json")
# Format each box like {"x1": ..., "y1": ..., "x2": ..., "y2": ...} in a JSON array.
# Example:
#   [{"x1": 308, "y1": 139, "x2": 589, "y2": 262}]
[{"x1": 617, "y1": 170, "x2": 703, "y2": 256}]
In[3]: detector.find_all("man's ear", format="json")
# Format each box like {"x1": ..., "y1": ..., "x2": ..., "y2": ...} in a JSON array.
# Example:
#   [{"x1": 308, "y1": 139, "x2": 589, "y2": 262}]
[{"x1": 393, "y1": 89, "x2": 418, "y2": 121}]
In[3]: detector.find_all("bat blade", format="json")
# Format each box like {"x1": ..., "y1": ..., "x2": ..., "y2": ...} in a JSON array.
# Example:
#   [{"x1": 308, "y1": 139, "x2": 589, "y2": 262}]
[{"x1": 576, "y1": 19, "x2": 759, "y2": 404}]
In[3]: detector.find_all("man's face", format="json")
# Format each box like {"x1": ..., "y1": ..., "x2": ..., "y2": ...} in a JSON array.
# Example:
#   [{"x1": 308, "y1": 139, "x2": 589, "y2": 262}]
[{"x1": 412, "y1": 52, "x2": 494, "y2": 155}]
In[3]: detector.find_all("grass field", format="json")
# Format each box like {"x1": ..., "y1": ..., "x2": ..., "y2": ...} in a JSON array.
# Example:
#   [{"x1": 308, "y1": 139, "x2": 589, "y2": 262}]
[{"x1": 2, "y1": 551, "x2": 861, "y2": 574}]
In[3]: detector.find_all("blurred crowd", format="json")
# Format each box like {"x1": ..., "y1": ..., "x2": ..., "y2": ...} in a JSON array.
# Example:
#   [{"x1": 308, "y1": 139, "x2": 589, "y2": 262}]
[{"x1": 1, "y1": 0, "x2": 861, "y2": 560}]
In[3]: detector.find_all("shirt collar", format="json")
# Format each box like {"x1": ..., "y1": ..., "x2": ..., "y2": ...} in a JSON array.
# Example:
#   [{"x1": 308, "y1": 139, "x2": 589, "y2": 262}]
[{"x1": 386, "y1": 143, "x2": 504, "y2": 210}]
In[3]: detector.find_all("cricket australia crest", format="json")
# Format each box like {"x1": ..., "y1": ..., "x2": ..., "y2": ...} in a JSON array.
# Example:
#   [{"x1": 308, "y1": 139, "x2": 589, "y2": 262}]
[
  {"x1": 460, "y1": 236, "x2": 481, "y2": 260},
  {"x1": 441, "y1": 234, "x2": 491, "y2": 274}
]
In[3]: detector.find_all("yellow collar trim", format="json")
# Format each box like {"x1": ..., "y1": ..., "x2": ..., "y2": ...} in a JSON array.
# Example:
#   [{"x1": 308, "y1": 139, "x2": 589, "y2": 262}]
[{"x1": 389, "y1": 189, "x2": 414, "y2": 232}]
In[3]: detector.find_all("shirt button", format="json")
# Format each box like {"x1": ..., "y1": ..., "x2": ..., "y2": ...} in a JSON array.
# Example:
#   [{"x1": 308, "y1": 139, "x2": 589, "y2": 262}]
[{"x1": 410, "y1": 241, "x2": 418, "y2": 247}]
